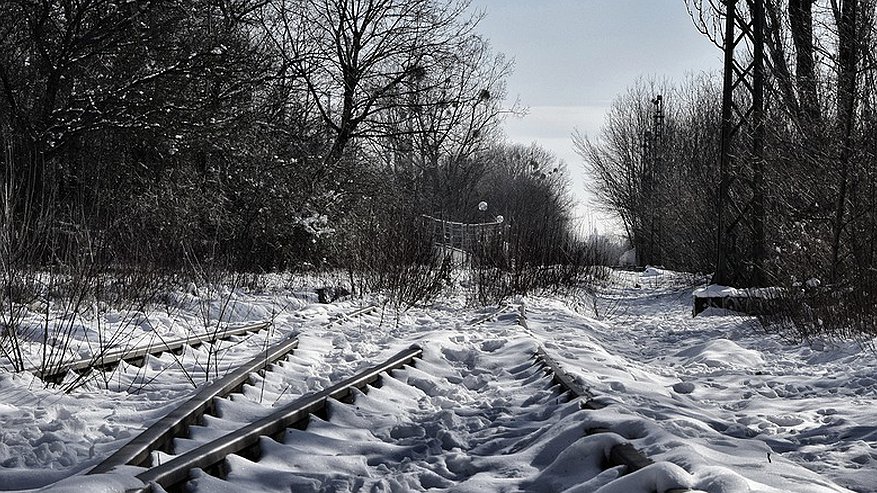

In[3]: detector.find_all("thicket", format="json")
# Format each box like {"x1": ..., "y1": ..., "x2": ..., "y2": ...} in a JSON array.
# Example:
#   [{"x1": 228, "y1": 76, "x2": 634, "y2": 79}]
[
  {"x1": 579, "y1": 0, "x2": 877, "y2": 341},
  {"x1": 574, "y1": 75, "x2": 721, "y2": 274},
  {"x1": 0, "y1": 0, "x2": 601, "y2": 313}
]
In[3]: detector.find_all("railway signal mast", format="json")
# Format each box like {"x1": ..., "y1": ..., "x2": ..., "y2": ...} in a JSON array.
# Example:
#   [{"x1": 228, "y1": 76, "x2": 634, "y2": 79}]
[{"x1": 640, "y1": 94, "x2": 665, "y2": 266}]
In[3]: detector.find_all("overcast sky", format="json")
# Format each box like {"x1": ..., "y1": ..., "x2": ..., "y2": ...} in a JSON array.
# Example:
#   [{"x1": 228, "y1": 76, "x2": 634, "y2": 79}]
[{"x1": 467, "y1": 0, "x2": 722, "y2": 233}]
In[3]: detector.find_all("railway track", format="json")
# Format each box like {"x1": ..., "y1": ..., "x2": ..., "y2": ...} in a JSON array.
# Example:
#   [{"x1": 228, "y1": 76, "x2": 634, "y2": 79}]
[
  {"x1": 81, "y1": 305, "x2": 379, "y2": 474},
  {"x1": 120, "y1": 343, "x2": 568, "y2": 492},
  {"x1": 88, "y1": 332, "x2": 302, "y2": 474},
  {"x1": 78, "y1": 303, "x2": 688, "y2": 492},
  {"x1": 532, "y1": 327, "x2": 692, "y2": 492},
  {"x1": 32, "y1": 320, "x2": 274, "y2": 385},
  {"x1": 516, "y1": 302, "x2": 690, "y2": 489},
  {"x1": 33, "y1": 304, "x2": 379, "y2": 387},
  {"x1": 114, "y1": 345, "x2": 422, "y2": 491},
  {"x1": 95, "y1": 330, "x2": 573, "y2": 490}
]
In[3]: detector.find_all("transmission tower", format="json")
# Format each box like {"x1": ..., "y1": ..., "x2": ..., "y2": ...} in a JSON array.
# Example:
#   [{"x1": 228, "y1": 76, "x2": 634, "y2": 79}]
[{"x1": 715, "y1": 0, "x2": 766, "y2": 287}]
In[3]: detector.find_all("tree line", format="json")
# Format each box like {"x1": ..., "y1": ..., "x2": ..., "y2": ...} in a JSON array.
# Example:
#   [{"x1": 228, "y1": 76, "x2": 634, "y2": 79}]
[
  {"x1": 0, "y1": 0, "x2": 579, "y2": 278},
  {"x1": 579, "y1": 0, "x2": 877, "y2": 339}
]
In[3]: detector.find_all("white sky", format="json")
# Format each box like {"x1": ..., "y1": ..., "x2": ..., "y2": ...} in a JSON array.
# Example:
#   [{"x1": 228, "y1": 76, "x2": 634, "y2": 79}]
[{"x1": 468, "y1": 0, "x2": 722, "y2": 234}]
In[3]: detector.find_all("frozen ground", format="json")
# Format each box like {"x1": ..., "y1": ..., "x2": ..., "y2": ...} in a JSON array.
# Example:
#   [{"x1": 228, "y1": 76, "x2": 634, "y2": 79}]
[{"x1": 0, "y1": 270, "x2": 873, "y2": 492}]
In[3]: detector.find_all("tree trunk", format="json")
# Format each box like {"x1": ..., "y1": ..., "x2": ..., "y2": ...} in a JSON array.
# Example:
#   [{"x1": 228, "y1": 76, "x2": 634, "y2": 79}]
[{"x1": 788, "y1": 0, "x2": 821, "y2": 127}]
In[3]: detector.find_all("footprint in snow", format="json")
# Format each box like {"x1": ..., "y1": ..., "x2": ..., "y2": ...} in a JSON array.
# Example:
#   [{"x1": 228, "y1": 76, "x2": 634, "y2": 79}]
[
  {"x1": 480, "y1": 339, "x2": 506, "y2": 352},
  {"x1": 767, "y1": 414, "x2": 804, "y2": 427},
  {"x1": 673, "y1": 382, "x2": 695, "y2": 394}
]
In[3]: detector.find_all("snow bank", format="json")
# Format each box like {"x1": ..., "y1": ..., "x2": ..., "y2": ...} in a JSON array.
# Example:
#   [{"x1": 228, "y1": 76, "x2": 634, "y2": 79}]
[{"x1": 0, "y1": 272, "x2": 867, "y2": 492}]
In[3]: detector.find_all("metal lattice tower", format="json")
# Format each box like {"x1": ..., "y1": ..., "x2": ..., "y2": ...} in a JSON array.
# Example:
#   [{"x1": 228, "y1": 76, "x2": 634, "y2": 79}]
[
  {"x1": 652, "y1": 94, "x2": 665, "y2": 160},
  {"x1": 715, "y1": 0, "x2": 766, "y2": 287},
  {"x1": 641, "y1": 95, "x2": 665, "y2": 266}
]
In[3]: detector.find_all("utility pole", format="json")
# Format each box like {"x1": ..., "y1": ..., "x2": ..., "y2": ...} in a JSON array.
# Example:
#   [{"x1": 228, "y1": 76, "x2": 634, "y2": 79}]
[{"x1": 714, "y1": 0, "x2": 766, "y2": 287}]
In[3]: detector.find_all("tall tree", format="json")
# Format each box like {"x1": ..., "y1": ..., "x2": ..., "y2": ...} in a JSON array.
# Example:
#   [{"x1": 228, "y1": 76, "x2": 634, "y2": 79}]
[
  {"x1": 788, "y1": 0, "x2": 821, "y2": 126},
  {"x1": 372, "y1": 32, "x2": 514, "y2": 215},
  {"x1": 269, "y1": 0, "x2": 478, "y2": 168}
]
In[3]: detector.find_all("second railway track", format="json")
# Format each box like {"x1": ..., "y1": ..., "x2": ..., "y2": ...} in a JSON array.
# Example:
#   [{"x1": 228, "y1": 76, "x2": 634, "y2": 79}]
[
  {"x1": 130, "y1": 345, "x2": 423, "y2": 491},
  {"x1": 33, "y1": 320, "x2": 275, "y2": 385},
  {"x1": 81, "y1": 304, "x2": 380, "y2": 475}
]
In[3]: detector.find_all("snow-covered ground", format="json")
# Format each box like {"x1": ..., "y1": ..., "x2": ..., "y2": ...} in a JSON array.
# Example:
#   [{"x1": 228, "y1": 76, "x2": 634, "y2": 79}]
[{"x1": 0, "y1": 270, "x2": 873, "y2": 492}]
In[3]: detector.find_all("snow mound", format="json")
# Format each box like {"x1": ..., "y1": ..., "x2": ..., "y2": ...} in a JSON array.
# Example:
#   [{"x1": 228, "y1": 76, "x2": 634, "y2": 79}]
[
  {"x1": 693, "y1": 285, "x2": 740, "y2": 298},
  {"x1": 674, "y1": 339, "x2": 765, "y2": 369},
  {"x1": 589, "y1": 461, "x2": 693, "y2": 493}
]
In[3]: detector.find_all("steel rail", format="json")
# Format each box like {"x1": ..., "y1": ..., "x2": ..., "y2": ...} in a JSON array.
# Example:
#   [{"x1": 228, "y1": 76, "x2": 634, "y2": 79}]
[
  {"x1": 534, "y1": 345, "x2": 653, "y2": 472},
  {"x1": 328, "y1": 304, "x2": 377, "y2": 324},
  {"x1": 534, "y1": 345, "x2": 691, "y2": 491},
  {"x1": 467, "y1": 303, "x2": 509, "y2": 325},
  {"x1": 88, "y1": 332, "x2": 300, "y2": 474},
  {"x1": 533, "y1": 345, "x2": 596, "y2": 402},
  {"x1": 33, "y1": 321, "x2": 272, "y2": 384},
  {"x1": 133, "y1": 345, "x2": 422, "y2": 492}
]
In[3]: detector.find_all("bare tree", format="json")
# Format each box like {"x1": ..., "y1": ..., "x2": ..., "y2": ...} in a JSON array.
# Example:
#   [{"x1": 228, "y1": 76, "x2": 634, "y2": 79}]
[
  {"x1": 574, "y1": 75, "x2": 723, "y2": 272},
  {"x1": 681, "y1": 0, "x2": 877, "y2": 340},
  {"x1": 268, "y1": 0, "x2": 479, "y2": 168},
  {"x1": 371, "y1": 32, "x2": 516, "y2": 215},
  {"x1": 573, "y1": 78, "x2": 672, "y2": 266}
]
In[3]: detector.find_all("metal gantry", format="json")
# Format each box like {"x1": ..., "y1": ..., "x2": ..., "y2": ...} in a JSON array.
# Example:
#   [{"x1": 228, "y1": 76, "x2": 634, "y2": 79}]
[
  {"x1": 715, "y1": 0, "x2": 766, "y2": 287},
  {"x1": 421, "y1": 214, "x2": 507, "y2": 266}
]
